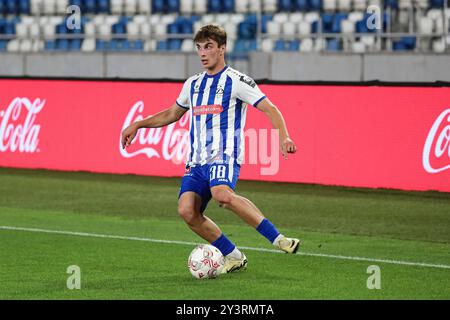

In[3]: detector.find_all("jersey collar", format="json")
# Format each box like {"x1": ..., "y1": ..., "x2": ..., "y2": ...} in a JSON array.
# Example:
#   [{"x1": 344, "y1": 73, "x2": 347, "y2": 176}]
[{"x1": 204, "y1": 65, "x2": 229, "y2": 78}]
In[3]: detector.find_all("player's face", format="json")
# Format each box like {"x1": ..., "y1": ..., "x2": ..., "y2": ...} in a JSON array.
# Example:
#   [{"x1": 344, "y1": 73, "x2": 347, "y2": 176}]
[{"x1": 195, "y1": 39, "x2": 226, "y2": 71}]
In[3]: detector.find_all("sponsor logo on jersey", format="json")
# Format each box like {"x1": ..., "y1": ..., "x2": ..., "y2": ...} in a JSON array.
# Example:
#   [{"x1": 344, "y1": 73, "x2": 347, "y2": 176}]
[{"x1": 193, "y1": 104, "x2": 223, "y2": 116}]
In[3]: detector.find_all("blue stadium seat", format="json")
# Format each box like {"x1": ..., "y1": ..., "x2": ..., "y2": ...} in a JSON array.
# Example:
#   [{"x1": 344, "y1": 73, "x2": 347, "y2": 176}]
[
  {"x1": 0, "y1": 40, "x2": 8, "y2": 51},
  {"x1": 208, "y1": 0, "x2": 221, "y2": 13},
  {"x1": 430, "y1": 0, "x2": 444, "y2": 8},
  {"x1": 167, "y1": 22, "x2": 180, "y2": 34},
  {"x1": 84, "y1": 0, "x2": 96, "y2": 13},
  {"x1": 157, "y1": 40, "x2": 169, "y2": 51},
  {"x1": 130, "y1": 40, "x2": 144, "y2": 51},
  {"x1": 309, "y1": 0, "x2": 322, "y2": 11},
  {"x1": 274, "y1": 39, "x2": 286, "y2": 51},
  {"x1": 4, "y1": 22, "x2": 15, "y2": 35},
  {"x1": 112, "y1": 21, "x2": 127, "y2": 38},
  {"x1": 56, "y1": 23, "x2": 69, "y2": 34},
  {"x1": 153, "y1": 0, "x2": 165, "y2": 13},
  {"x1": 0, "y1": 1, "x2": 4, "y2": 15},
  {"x1": 321, "y1": 13, "x2": 334, "y2": 33},
  {"x1": 311, "y1": 21, "x2": 319, "y2": 33},
  {"x1": 97, "y1": 0, "x2": 110, "y2": 13},
  {"x1": 326, "y1": 38, "x2": 340, "y2": 51},
  {"x1": 57, "y1": 39, "x2": 70, "y2": 51},
  {"x1": 45, "y1": 41, "x2": 56, "y2": 51},
  {"x1": 6, "y1": 0, "x2": 17, "y2": 14},
  {"x1": 294, "y1": 0, "x2": 309, "y2": 11},
  {"x1": 19, "y1": 0, "x2": 30, "y2": 14},
  {"x1": 238, "y1": 15, "x2": 257, "y2": 39},
  {"x1": 261, "y1": 14, "x2": 273, "y2": 34},
  {"x1": 96, "y1": 39, "x2": 107, "y2": 51},
  {"x1": 278, "y1": 0, "x2": 293, "y2": 12},
  {"x1": 167, "y1": 0, "x2": 180, "y2": 13},
  {"x1": 168, "y1": 39, "x2": 182, "y2": 51},
  {"x1": 332, "y1": 13, "x2": 347, "y2": 33},
  {"x1": 384, "y1": 0, "x2": 398, "y2": 9},
  {"x1": 223, "y1": 0, "x2": 234, "y2": 13},
  {"x1": 70, "y1": 39, "x2": 82, "y2": 50},
  {"x1": 288, "y1": 40, "x2": 300, "y2": 51},
  {"x1": 356, "y1": 20, "x2": 369, "y2": 33}
]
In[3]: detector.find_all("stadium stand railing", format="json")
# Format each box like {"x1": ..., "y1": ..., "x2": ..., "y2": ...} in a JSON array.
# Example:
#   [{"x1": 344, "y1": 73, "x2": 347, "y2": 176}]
[{"x1": 0, "y1": 0, "x2": 449, "y2": 54}]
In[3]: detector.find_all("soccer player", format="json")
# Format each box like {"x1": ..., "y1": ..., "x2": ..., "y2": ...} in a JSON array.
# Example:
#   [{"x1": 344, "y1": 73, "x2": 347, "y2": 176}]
[{"x1": 121, "y1": 25, "x2": 300, "y2": 274}]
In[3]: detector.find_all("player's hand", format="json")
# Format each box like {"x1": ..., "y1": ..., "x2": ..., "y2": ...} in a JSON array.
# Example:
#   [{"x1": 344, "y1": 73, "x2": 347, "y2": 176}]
[
  {"x1": 281, "y1": 137, "x2": 297, "y2": 160},
  {"x1": 121, "y1": 123, "x2": 139, "y2": 149}
]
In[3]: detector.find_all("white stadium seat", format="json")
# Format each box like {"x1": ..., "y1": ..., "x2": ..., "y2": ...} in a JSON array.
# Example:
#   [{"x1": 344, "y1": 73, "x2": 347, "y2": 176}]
[
  {"x1": 84, "y1": 23, "x2": 96, "y2": 37},
  {"x1": 138, "y1": 0, "x2": 152, "y2": 14},
  {"x1": 353, "y1": 0, "x2": 367, "y2": 11},
  {"x1": 249, "y1": 0, "x2": 261, "y2": 12},
  {"x1": 180, "y1": 0, "x2": 194, "y2": 15},
  {"x1": 140, "y1": 23, "x2": 152, "y2": 38},
  {"x1": 235, "y1": 0, "x2": 249, "y2": 14},
  {"x1": 20, "y1": 39, "x2": 33, "y2": 52},
  {"x1": 15, "y1": 24, "x2": 29, "y2": 39},
  {"x1": 127, "y1": 22, "x2": 140, "y2": 39},
  {"x1": 216, "y1": 14, "x2": 230, "y2": 25},
  {"x1": 229, "y1": 14, "x2": 245, "y2": 24},
  {"x1": 43, "y1": 24, "x2": 56, "y2": 38},
  {"x1": 7, "y1": 39, "x2": 20, "y2": 52},
  {"x1": 348, "y1": 11, "x2": 364, "y2": 23},
  {"x1": 43, "y1": 0, "x2": 56, "y2": 15},
  {"x1": 201, "y1": 14, "x2": 215, "y2": 25},
  {"x1": 262, "y1": 0, "x2": 277, "y2": 13},
  {"x1": 194, "y1": 0, "x2": 207, "y2": 14},
  {"x1": 283, "y1": 22, "x2": 297, "y2": 36},
  {"x1": 124, "y1": 0, "x2": 138, "y2": 15},
  {"x1": 289, "y1": 13, "x2": 304, "y2": 24},
  {"x1": 181, "y1": 39, "x2": 195, "y2": 52},
  {"x1": 419, "y1": 17, "x2": 433, "y2": 35},
  {"x1": 144, "y1": 39, "x2": 157, "y2": 52},
  {"x1": 56, "y1": 0, "x2": 69, "y2": 15},
  {"x1": 111, "y1": 0, "x2": 124, "y2": 15},
  {"x1": 81, "y1": 39, "x2": 96, "y2": 52},
  {"x1": 300, "y1": 38, "x2": 313, "y2": 52},
  {"x1": 224, "y1": 22, "x2": 238, "y2": 40},
  {"x1": 352, "y1": 41, "x2": 366, "y2": 53},
  {"x1": 273, "y1": 13, "x2": 289, "y2": 24},
  {"x1": 298, "y1": 21, "x2": 311, "y2": 36},
  {"x1": 337, "y1": 0, "x2": 351, "y2": 11},
  {"x1": 341, "y1": 19, "x2": 355, "y2": 34},
  {"x1": 304, "y1": 12, "x2": 320, "y2": 23},
  {"x1": 266, "y1": 21, "x2": 281, "y2": 36},
  {"x1": 261, "y1": 39, "x2": 273, "y2": 52},
  {"x1": 323, "y1": 0, "x2": 337, "y2": 12}
]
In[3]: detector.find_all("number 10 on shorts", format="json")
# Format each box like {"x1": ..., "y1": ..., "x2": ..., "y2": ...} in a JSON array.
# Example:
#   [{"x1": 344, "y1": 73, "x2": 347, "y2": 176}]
[{"x1": 210, "y1": 165, "x2": 227, "y2": 180}]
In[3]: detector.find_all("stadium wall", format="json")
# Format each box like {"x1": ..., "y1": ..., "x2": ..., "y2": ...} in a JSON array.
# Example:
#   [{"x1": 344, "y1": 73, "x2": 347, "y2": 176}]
[
  {"x1": 0, "y1": 78, "x2": 449, "y2": 192},
  {"x1": 1, "y1": 53, "x2": 450, "y2": 81}
]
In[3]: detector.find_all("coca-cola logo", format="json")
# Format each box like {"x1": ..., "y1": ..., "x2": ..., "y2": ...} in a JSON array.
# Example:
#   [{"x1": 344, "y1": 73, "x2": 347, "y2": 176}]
[
  {"x1": 120, "y1": 101, "x2": 190, "y2": 164},
  {"x1": 0, "y1": 97, "x2": 44, "y2": 153},
  {"x1": 423, "y1": 108, "x2": 450, "y2": 174}
]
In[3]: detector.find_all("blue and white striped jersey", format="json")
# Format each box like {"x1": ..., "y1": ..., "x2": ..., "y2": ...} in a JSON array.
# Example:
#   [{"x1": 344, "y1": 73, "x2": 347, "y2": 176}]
[{"x1": 176, "y1": 65, "x2": 266, "y2": 166}]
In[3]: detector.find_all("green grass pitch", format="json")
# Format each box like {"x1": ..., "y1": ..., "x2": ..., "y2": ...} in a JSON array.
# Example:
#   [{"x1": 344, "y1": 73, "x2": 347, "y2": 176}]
[{"x1": 0, "y1": 167, "x2": 449, "y2": 299}]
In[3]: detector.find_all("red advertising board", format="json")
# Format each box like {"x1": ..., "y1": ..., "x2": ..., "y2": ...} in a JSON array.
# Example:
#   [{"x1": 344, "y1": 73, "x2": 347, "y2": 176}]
[{"x1": 0, "y1": 79, "x2": 449, "y2": 192}]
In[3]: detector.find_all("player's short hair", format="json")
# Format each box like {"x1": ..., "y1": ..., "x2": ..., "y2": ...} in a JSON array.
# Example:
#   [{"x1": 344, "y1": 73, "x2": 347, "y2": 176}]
[{"x1": 194, "y1": 24, "x2": 227, "y2": 47}]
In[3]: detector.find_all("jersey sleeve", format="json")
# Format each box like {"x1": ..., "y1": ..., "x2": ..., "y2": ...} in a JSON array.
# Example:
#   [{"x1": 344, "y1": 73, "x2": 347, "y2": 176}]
[
  {"x1": 176, "y1": 79, "x2": 191, "y2": 109},
  {"x1": 235, "y1": 74, "x2": 266, "y2": 108}
]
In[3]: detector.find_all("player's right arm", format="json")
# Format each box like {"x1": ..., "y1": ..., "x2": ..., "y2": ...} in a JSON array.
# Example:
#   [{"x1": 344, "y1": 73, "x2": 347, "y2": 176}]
[{"x1": 121, "y1": 103, "x2": 187, "y2": 149}]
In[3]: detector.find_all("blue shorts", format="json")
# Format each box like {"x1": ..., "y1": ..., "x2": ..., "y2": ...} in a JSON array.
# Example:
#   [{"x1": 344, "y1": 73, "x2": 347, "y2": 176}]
[{"x1": 178, "y1": 160, "x2": 241, "y2": 213}]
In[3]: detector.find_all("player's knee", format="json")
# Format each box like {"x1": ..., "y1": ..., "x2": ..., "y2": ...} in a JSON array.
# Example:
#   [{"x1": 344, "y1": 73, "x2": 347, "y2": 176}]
[
  {"x1": 177, "y1": 205, "x2": 197, "y2": 225},
  {"x1": 211, "y1": 187, "x2": 233, "y2": 208}
]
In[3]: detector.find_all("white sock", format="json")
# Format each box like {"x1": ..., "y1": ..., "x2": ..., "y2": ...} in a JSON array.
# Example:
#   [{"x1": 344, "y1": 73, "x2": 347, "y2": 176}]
[
  {"x1": 272, "y1": 234, "x2": 284, "y2": 246},
  {"x1": 226, "y1": 247, "x2": 242, "y2": 260}
]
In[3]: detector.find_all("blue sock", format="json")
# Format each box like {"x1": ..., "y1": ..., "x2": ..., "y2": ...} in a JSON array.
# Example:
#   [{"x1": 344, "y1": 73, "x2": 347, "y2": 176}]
[
  {"x1": 256, "y1": 219, "x2": 281, "y2": 243},
  {"x1": 211, "y1": 233, "x2": 236, "y2": 256}
]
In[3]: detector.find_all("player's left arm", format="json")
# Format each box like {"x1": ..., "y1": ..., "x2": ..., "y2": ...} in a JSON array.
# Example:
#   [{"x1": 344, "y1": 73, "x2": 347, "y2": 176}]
[{"x1": 256, "y1": 98, "x2": 297, "y2": 159}]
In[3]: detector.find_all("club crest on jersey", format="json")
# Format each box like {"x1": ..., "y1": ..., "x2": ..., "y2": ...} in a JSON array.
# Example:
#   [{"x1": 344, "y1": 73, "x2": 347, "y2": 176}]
[
  {"x1": 193, "y1": 105, "x2": 223, "y2": 116},
  {"x1": 216, "y1": 86, "x2": 224, "y2": 95}
]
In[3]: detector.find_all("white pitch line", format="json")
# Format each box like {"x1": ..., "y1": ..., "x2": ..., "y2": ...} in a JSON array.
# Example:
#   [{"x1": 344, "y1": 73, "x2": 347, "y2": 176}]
[{"x1": 1, "y1": 225, "x2": 450, "y2": 270}]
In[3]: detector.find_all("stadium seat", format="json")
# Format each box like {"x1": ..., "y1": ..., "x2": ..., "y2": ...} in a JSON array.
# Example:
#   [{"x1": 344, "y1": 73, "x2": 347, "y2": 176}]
[
  {"x1": 262, "y1": 0, "x2": 277, "y2": 13},
  {"x1": 193, "y1": 0, "x2": 207, "y2": 14},
  {"x1": 283, "y1": 22, "x2": 297, "y2": 36},
  {"x1": 261, "y1": 38, "x2": 274, "y2": 52},
  {"x1": 338, "y1": 0, "x2": 351, "y2": 11},
  {"x1": 111, "y1": 0, "x2": 124, "y2": 14},
  {"x1": 352, "y1": 41, "x2": 366, "y2": 52},
  {"x1": 299, "y1": 38, "x2": 313, "y2": 52},
  {"x1": 180, "y1": 0, "x2": 194, "y2": 14},
  {"x1": 235, "y1": 0, "x2": 248, "y2": 13},
  {"x1": 323, "y1": 0, "x2": 336, "y2": 12},
  {"x1": 326, "y1": 38, "x2": 341, "y2": 51},
  {"x1": 266, "y1": 21, "x2": 281, "y2": 35},
  {"x1": 298, "y1": 21, "x2": 311, "y2": 35}
]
